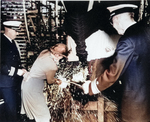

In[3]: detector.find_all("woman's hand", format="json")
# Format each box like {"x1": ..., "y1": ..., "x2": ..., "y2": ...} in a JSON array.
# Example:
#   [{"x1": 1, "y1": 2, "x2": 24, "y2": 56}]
[
  {"x1": 55, "y1": 79, "x2": 62, "y2": 85},
  {"x1": 22, "y1": 69, "x2": 28, "y2": 75},
  {"x1": 55, "y1": 79, "x2": 69, "y2": 89}
]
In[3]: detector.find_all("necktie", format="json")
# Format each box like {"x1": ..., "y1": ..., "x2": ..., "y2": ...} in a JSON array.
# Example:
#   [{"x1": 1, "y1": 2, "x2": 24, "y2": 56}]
[
  {"x1": 12, "y1": 39, "x2": 16, "y2": 45},
  {"x1": 12, "y1": 40, "x2": 18, "y2": 50}
]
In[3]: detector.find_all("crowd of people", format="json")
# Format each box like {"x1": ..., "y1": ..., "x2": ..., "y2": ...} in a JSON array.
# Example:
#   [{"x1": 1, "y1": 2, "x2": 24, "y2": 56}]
[{"x1": 0, "y1": 2, "x2": 150, "y2": 122}]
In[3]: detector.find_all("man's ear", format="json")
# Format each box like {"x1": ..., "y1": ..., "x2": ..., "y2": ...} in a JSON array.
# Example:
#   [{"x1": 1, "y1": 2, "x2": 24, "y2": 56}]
[{"x1": 113, "y1": 15, "x2": 118, "y2": 22}]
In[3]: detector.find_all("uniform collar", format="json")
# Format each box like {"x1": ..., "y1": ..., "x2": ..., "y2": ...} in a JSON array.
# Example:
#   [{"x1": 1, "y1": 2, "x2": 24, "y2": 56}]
[{"x1": 4, "y1": 34, "x2": 12, "y2": 43}]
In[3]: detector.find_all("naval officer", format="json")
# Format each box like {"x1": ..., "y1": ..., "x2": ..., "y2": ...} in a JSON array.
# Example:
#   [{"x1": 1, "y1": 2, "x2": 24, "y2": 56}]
[
  {"x1": 0, "y1": 21, "x2": 27, "y2": 122},
  {"x1": 82, "y1": 4, "x2": 150, "y2": 122}
]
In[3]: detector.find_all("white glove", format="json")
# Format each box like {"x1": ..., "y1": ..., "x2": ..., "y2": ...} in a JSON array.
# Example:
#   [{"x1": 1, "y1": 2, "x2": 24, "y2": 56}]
[
  {"x1": 82, "y1": 80, "x2": 91, "y2": 94},
  {"x1": 82, "y1": 79, "x2": 101, "y2": 95},
  {"x1": 17, "y1": 69, "x2": 24, "y2": 76},
  {"x1": 91, "y1": 78, "x2": 101, "y2": 94}
]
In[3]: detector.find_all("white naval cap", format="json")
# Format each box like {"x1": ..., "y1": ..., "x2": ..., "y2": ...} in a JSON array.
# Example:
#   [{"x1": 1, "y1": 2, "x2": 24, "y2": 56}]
[
  {"x1": 107, "y1": 4, "x2": 138, "y2": 22},
  {"x1": 3, "y1": 21, "x2": 22, "y2": 30}
]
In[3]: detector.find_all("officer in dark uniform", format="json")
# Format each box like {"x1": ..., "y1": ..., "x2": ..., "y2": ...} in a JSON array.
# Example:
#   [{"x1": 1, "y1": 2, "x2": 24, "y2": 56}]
[
  {"x1": 0, "y1": 21, "x2": 27, "y2": 122},
  {"x1": 82, "y1": 4, "x2": 150, "y2": 122}
]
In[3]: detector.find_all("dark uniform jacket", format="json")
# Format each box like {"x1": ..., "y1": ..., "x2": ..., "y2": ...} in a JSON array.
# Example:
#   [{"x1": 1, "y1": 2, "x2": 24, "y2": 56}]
[
  {"x1": 98, "y1": 22, "x2": 150, "y2": 122},
  {"x1": 0, "y1": 34, "x2": 22, "y2": 87},
  {"x1": 118, "y1": 23, "x2": 150, "y2": 121}
]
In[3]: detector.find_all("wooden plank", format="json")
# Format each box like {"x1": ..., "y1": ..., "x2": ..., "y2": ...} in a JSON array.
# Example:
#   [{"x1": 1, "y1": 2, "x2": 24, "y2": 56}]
[
  {"x1": 27, "y1": 9, "x2": 38, "y2": 14},
  {"x1": 98, "y1": 97, "x2": 104, "y2": 122},
  {"x1": 29, "y1": 15, "x2": 36, "y2": 32},
  {"x1": 83, "y1": 101, "x2": 98, "y2": 110}
]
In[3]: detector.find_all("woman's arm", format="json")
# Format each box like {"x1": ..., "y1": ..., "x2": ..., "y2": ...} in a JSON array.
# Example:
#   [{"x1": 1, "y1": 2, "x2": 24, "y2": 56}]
[{"x1": 46, "y1": 70, "x2": 57, "y2": 84}]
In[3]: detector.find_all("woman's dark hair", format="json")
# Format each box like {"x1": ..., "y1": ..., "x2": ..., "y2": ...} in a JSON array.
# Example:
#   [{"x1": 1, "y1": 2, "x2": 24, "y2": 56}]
[
  {"x1": 48, "y1": 43, "x2": 71, "y2": 57},
  {"x1": 62, "y1": 46, "x2": 71, "y2": 57}
]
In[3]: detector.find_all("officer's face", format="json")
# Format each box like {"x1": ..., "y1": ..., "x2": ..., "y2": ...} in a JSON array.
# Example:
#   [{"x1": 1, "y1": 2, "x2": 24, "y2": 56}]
[
  {"x1": 112, "y1": 16, "x2": 124, "y2": 35},
  {"x1": 9, "y1": 29, "x2": 18, "y2": 40}
]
